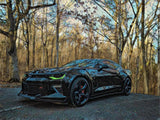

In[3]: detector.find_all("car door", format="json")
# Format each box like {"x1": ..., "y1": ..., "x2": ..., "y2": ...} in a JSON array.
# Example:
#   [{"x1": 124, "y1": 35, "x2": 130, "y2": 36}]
[{"x1": 91, "y1": 62, "x2": 122, "y2": 94}]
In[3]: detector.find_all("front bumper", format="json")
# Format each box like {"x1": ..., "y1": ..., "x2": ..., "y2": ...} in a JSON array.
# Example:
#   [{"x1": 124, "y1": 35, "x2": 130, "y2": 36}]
[{"x1": 18, "y1": 90, "x2": 67, "y2": 103}]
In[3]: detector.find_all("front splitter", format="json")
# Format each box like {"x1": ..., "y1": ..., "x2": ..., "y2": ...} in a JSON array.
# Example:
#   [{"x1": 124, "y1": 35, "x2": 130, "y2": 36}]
[{"x1": 18, "y1": 91, "x2": 67, "y2": 103}]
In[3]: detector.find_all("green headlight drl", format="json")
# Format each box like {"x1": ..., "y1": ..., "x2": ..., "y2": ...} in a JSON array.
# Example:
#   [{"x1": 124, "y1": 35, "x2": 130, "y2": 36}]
[{"x1": 49, "y1": 74, "x2": 66, "y2": 80}]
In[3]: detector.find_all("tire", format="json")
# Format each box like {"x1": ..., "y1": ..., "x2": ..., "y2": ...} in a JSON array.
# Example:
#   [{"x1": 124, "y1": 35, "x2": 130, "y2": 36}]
[
  {"x1": 70, "y1": 77, "x2": 90, "y2": 107},
  {"x1": 123, "y1": 78, "x2": 131, "y2": 96}
]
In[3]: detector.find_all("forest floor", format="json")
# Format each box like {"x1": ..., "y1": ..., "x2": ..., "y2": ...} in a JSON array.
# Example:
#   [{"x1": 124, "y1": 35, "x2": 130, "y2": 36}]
[
  {"x1": 0, "y1": 87, "x2": 159, "y2": 120},
  {"x1": 0, "y1": 82, "x2": 21, "y2": 88}
]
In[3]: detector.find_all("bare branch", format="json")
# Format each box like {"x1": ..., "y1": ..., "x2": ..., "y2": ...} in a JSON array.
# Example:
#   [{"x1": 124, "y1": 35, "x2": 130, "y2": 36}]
[
  {"x1": 129, "y1": 0, "x2": 136, "y2": 16},
  {"x1": 92, "y1": 28, "x2": 121, "y2": 51},
  {"x1": 30, "y1": 2, "x2": 56, "y2": 9},
  {"x1": 144, "y1": 2, "x2": 159, "y2": 39},
  {"x1": 18, "y1": 0, "x2": 31, "y2": 21},
  {"x1": 93, "y1": 0, "x2": 118, "y2": 23},
  {"x1": 149, "y1": 33, "x2": 158, "y2": 40},
  {"x1": 145, "y1": 22, "x2": 157, "y2": 39},
  {"x1": 0, "y1": 29, "x2": 9, "y2": 37},
  {"x1": 0, "y1": 3, "x2": 7, "y2": 6}
]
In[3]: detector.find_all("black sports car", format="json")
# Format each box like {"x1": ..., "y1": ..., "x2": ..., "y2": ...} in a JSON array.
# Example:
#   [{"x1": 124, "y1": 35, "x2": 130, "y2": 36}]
[{"x1": 18, "y1": 59, "x2": 131, "y2": 106}]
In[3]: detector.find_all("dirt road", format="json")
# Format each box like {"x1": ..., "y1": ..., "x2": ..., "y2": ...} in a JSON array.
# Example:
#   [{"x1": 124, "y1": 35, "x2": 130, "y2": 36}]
[{"x1": 0, "y1": 88, "x2": 159, "y2": 120}]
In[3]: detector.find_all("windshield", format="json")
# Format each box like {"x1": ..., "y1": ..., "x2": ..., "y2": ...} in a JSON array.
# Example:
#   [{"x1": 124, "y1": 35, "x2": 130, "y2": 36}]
[{"x1": 62, "y1": 59, "x2": 95, "y2": 68}]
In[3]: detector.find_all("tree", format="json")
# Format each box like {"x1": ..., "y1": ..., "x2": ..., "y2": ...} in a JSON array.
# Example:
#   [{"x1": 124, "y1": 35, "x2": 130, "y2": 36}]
[
  {"x1": 141, "y1": 0, "x2": 148, "y2": 94},
  {"x1": 0, "y1": 0, "x2": 56, "y2": 82},
  {"x1": 56, "y1": 0, "x2": 60, "y2": 67},
  {"x1": 158, "y1": 14, "x2": 160, "y2": 96}
]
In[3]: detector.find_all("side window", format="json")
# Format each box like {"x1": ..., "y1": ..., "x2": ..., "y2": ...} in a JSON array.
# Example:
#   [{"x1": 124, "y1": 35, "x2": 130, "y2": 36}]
[
  {"x1": 94, "y1": 62, "x2": 109, "y2": 69},
  {"x1": 94, "y1": 62, "x2": 101, "y2": 68},
  {"x1": 102, "y1": 60, "x2": 117, "y2": 69}
]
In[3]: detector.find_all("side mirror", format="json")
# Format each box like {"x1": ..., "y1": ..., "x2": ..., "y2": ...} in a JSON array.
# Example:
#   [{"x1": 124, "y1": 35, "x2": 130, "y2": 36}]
[
  {"x1": 97, "y1": 65, "x2": 103, "y2": 71},
  {"x1": 97, "y1": 65, "x2": 108, "y2": 71}
]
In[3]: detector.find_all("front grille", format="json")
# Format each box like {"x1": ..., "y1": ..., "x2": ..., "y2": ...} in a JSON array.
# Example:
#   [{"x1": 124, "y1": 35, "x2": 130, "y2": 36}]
[
  {"x1": 22, "y1": 82, "x2": 52, "y2": 96},
  {"x1": 55, "y1": 87, "x2": 63, "y2": 93}
]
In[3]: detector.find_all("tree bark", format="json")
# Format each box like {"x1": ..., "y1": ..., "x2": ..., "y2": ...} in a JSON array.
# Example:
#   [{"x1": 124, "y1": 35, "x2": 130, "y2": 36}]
[
  {"x1": 5, "y1": 40, "x2": 10, "y2": 80},
  {"x1": 149, "y1": 40, "x2": 153, "y2": 94},
  {"x1": 157, "y1": 14, "x2": 160, "y2": 96},
  {"x1": 32, "y1": 19, "x2": 36, "y2": 69},
  {"x1": 41, "y1": 6, "x2": 46, "y2": 68},
  {"x1": 45, "y1": 6, "x2": 48, "y2": 67},
  {"x1": 22, "y1": 18, "x2": 30, "y2": 71},
  {"x1": 7, "y1": 0, "x2": 20, "y2": 82},
  {"x1": 115, "y1": 22, "x2": 119, "y2": 63},
  {"x1": 75, "y1": 39, "x2": 77, "y2": 60},
  {"x1": 141, "y1": 0, "x2": 148, "y2": 94},
  {"x1": 26, "y1": 20, "x2": 30, "y2": 71},
  {"x1": 51, "y1": 36, "x2": 55, "y2": 67},
  {"x1": 10, "y1": 38, "x2": 20, "y2": 82},
  {"x1": 56, "y1": 0, "x2": 60, "y2": 67},
  {"x1": 135, "y1": 20, "x2": 140, "y2": 93},
  {"x1": 118, "y1": 0, "x2": 122, "y2": 65},
  {"x1": 32, "y1": 0, "x2": 35, "y2": 69}
]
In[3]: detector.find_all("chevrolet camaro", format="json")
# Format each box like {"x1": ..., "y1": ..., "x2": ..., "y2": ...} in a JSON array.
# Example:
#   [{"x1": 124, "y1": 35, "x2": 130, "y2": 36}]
[{"x1": 18, "y1": 59, "x2": 131, "y2": 106}]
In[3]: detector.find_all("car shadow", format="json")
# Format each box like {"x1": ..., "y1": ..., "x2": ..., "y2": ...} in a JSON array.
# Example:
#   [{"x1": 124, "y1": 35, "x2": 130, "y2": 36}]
[
  {"x1": 19, "y1": 98, "x2": 71, "y2": 109},
  {"x1": 18, "y1": 93, "x2": 125, "y2": 108},
  {"x1": 88, "y1": 93, "x2": 123, "y2": 104}
]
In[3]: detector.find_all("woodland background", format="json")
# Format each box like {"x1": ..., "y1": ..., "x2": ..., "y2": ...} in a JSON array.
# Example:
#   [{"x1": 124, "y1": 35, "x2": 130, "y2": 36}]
[{"x1": 0, "y1": 0, "x2": 159, "y2": 96}]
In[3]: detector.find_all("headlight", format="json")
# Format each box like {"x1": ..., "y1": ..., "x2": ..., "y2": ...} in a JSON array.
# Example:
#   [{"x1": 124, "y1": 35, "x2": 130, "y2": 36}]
[
  {"x1": 49, "y1": 74, "x2": 66, "y2": 80},
  {"x1": 23, "y1": 74, "x2": 27, "y2": 78}
]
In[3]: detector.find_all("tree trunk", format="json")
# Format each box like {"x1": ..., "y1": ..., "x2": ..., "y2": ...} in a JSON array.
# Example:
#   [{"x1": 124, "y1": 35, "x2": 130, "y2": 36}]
[
  {"x1": 7, "y1": 0, "x2": 20, "y2": 82},
  {"x1": 157, "y1": 14, "x2": 160, "y2": 96},
  {"x1": 135, "y1": 20, "x2": 140, "y2": 93},
  {"x1": 56, "y1": 0, "x2": 60, "y2": 67},
  {"x1": 22, "y1": 19, "x2": 30, "y2": 71},
  {"x1": 5, "y1": 42, "x2": 10, "y2": 80},
  {"x1": 149, "y1": 40, "x2": 153, "y2": 94},
  {"x1": 46, "y1": 49, "x2": 49, "y2": 67},
  {"x1": 32, "y1": 20, "x2": 36, "y2": 69},
  {"x1": 32, "y1": 1, "x2": 36, "y2": 69},
  {"x1": 45, "y1": 5, "x2": 48, "y2": 67},
  {"x1": 26, "y1": 21, "x2": 30, "y2": 71},
  {"x1": 118, "y1": 0, "x2": 122, "y2": 65},
  {"x1": 75, "y1": 39, "x2": 77, "y2": 60},
  {"x1": 141, "y1": 0, "x2": 148, "y2": 94},
  {"x1": 51, "y1": 37, "x2": 55, "y2": 67},
  {"x1": 10, "y1": 38, "x2": 20, "y2": 82},
  {"x1": 115, "y1": 22, "x2": 119, "y2": 63}
]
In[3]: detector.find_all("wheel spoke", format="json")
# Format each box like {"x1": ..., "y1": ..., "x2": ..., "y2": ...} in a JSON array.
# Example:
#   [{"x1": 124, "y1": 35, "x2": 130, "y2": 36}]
[
  {"x1": 128, "y1": 86, "x2": 131, "y2": 89},
  {"x1": 80, "y1": 93, "x2": 89, "y2": 98},
  {"x1": 81, "y1": 83, "x2": 87, "y2": 90},
  {"x1": 127, "y1": 80, "x2": 130, "y2": 85},
  {"x1": 72, "y1": 79, "x2": 90, "y2": 106},
  {"x1": 74, "y1": 91, "x2": 79, "y2": 95},
  {"x1": 125, "y1": 86, "x2": 128, "y2": 90}
]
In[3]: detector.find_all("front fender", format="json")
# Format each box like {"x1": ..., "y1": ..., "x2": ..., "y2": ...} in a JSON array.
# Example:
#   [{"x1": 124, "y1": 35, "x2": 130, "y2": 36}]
[{"x1": 62, "y1": 69, "x2": 93, "y2": 96}]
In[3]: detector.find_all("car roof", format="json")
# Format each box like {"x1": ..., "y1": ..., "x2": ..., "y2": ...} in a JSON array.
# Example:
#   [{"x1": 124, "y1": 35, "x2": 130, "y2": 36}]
[{"x1": 73, "y1": 59, "x2": 118, "y2": 64}]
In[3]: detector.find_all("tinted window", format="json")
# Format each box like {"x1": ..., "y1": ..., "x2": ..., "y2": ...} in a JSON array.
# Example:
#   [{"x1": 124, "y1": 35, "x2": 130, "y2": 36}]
[
  {"x1": 62, "y1": 59, "x2": 96, "y2": 68},
  {"x1": 101, "y1": 60, "x2": 120, "y2": 69}
]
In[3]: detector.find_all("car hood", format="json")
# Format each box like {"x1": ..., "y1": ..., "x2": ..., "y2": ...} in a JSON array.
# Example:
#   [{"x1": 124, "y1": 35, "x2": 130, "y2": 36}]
[
  {"x1": 24, "y1": 67, "x2": 85, "y2": 82},
  {"x1": 28, "y1": 67, "x2": 72, "y2": 75},
  {"x1": 24, "y1": 67, "x2": 72, "y2": 82}
]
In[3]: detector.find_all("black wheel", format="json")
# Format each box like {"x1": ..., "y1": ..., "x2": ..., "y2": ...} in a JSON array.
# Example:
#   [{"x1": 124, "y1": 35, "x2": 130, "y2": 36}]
[
  {"x1": 70, "y1": 77, "x2": 90, "y2": 107},
  {"x1": 123, "y1": 78, "x2": 131, "y2": 96}
]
